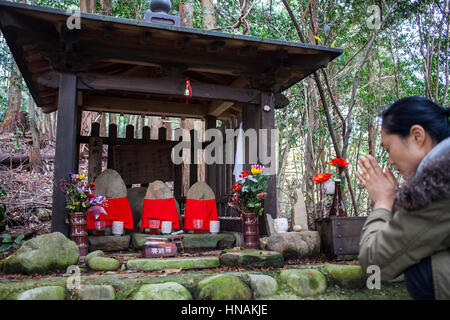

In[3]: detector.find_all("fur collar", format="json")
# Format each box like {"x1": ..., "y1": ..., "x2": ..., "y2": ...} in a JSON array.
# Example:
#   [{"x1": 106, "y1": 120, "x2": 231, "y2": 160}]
[{"x1": 393, "y1": 150, "x2": 450, "y2": 212}]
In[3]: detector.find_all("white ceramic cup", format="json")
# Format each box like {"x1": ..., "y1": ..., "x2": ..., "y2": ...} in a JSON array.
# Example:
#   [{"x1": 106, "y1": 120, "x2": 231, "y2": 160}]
[
  {"x1": 274, "y1": 218, "x2": 289, "y2": 233},
  {"x1": 161, "y1": 221, "x2": 172, "y2": 234},
  {"x1": 210, "y1": 220, "x2": 220, "y2": 234},
  {"x1": 112, "y1": 221, "x2": 124, "y2": 235}
]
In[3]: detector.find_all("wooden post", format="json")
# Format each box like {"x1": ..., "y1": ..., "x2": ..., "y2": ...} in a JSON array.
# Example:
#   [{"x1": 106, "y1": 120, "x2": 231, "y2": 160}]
[
  {"x1": 51, "y1": 73, "x2": 79, "y2": 236},
  {"x1": 88, "y1": 122, "x2": 102, "y2": 183},
  {"x1": 189, "y1": 128, "x2": 198, "y2": 187},
  {"x1": 107, "y1": 123, "x2": 117, "y2": 169},
  {"x1": 259, "y1": 93, "x2": 277, "y2": 234},
  {"x1": 205, "y1": 116, "x2": 217, "y2": 196}
]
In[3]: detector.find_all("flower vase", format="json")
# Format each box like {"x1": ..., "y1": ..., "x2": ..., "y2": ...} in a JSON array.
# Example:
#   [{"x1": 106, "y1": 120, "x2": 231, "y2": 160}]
[
  {"x1": 242, "y1": 212, "x2": 259, "y2": 249},
  {"x1": 68, "y1": 212, "x2": 89, "y2": 259}
]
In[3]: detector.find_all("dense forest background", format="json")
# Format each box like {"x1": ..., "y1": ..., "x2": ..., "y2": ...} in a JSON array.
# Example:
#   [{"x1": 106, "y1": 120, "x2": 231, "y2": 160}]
[{"x1": 0, "y1": 0, "x2": 448, "y2": 232}]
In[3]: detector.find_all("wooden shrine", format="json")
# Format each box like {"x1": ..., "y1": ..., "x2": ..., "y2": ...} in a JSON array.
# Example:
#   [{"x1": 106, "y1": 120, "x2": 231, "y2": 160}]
[{"x1": 0, "y1": 1, "x2": 343, "y2": 236}]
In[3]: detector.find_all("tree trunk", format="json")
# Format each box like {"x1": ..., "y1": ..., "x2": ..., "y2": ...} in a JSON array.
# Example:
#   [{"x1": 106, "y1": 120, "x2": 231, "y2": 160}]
[
  {"x1": 0, "y1": 60, "x2": 22, "y2": 134},
  {"x1": 80, "y1": 0, "x2": 96, "y2": 13},
  {"x1": 202, "y1": 0, "x2": 217, "y2": 29},
  {"x1": 100, "y1": 0, "x2": 112, "y2": 15},
  {"x1": 27, "y1": 94, "x2": 44, "y2": 173}
]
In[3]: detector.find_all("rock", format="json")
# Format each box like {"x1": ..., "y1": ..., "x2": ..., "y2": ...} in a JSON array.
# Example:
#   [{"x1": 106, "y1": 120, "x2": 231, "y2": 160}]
[
  {"x1": 86, "y1": 250, "x2": 104, "y2": 263},
  {"x1": 3, "y1": 232, "x2": 79, "y2": 274},
  {"x1": 78, "y1": 285, "x2": 115, "y2": 300},
  {"x1": 279, "y1": 269, "x2": 327, "y2": 297},
  {"x1": 145, "y1": 180, "x2": 174, "y2": 199},
  {"x1": 36, "y1": 208, "x2": 51, "y2": 221},
  {"x1": 127, "y1": 187, "x2": 146, "y2": 232},
  {"x1": 264, "y1": 214, "x2": 276, "y2": 236},
  {"x1": 293, "y1": 189, "x2": 309, "y2": 231},
  {"x1": 293, "y1": 225, "x2": 302, "y2": 232},
  {"x1": 127, "y1": 257, "x2": 220, "y2": 271},
  {"x1": 143, "y1": 181, "x2": 182, "y2": 229},
  {"x1": 133, "y1": 282, "x2": 192, "y2": 300},
  {"x1": 197, "y1": 274, "x2": 252, "y2": 300},
  {"x1": 94, "y1": 169, "x2": 127, "y2": 199},
  {"x1": 16, "y1": 286, "x2": 66, "y2": 300},
  {"x1": 186, "y1": 181, "x2": 215, "y2": 200},
  {"x1": 259, "y1": 237, "x2": 269, "y2": 250},
  {"x1": 87, "y1": 256, "x2": 120, "y2": 271},
  {"x1": 131, "y1": 233, "x2": 235, "y2": 250},
  {"x1": 88, "y1": 235, "x2": 130, "y2": 252},
  {"x1": 267, "y1": 231, "x2": 320, "y2": 259},
  {"x1": 227, "y1": 231, "x2": 244, "y2": 248},
  {"x1": 322, "y1": 264, "x2": 365, "y2": 289},
  {"x1": 219, "y1": 249, "x2": 284, "y2": 268},
  {"x1": 247, "y1": 274, "x2": 277, "y2": 297}
]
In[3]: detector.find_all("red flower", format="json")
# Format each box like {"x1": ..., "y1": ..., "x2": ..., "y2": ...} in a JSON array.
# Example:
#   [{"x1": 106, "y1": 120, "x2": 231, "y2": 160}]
[
  {"x1": 313, "y1": 173, "x2": 332, "y2": 184},
  {"x1": 328, "y1": 158, "x2": 349, "y2": 167}
]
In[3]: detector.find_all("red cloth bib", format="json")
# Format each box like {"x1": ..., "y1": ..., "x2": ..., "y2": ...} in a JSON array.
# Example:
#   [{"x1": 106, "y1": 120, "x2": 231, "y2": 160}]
[
  {"x1": 87, "y1": 197, "x2": 134, "y2": 230},
  {"x1": 141, "y1": 198, "x2": 180, "y2": 231},
  {"x1": 183, "y1": 199, "x2": 218, "y2": 231}
]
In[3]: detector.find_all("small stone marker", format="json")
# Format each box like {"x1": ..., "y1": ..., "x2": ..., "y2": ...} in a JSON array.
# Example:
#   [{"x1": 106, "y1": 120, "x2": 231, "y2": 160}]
[{"x1": 293, "y1": 189, "x2": 309, "y2": 231}]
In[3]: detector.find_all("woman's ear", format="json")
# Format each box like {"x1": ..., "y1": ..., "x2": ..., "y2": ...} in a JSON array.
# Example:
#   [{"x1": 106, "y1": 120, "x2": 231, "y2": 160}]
[{"x1": 409, "y1": 124, "x2": 426, "y2": 146}]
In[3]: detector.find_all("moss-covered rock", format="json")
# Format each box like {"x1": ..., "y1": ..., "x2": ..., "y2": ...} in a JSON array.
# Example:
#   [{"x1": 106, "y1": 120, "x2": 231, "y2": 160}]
[
  {"x1": 132, "y1": 233, "x2": 235, "y2": 250},
  {"x1": 247, "y1": 274, "x2": 278, "y2": 297},
  {"x1": 279, "y1": 269, "x2": 327, "y2": 297},
  {"x1": 86, "y1": 250, "x2": 104, "y2": 263},
  {"x1": 322, "y1": 264, "x2": 365, "y2": 289},
  {"x1": 2, "y1": 232, "x2": 79, "y2": 274},
  {"x1": 77, "y1": 285, "x2": 115, "y2": 300},
  {"x1": 267, "y1": 231, "x2": 320, "y2": 259},
  {"x1": 197, "y1": 274, "x2": 252, "y2": 300},
  {"x1": 127, "y1": 257, "x2": 220, "y2": 271},
  {"x1": 133, "y1": 282, "x2": 192, "y2": 300},
  {"x1": 87, "y1": 256, "x2": 120, "y2": 271},
  {"x1": 220, "y1": 249, "x2": 284, "y2": 268},
  {"x1": 16, "y1": 286, "x2": 66, "y2": 300}
]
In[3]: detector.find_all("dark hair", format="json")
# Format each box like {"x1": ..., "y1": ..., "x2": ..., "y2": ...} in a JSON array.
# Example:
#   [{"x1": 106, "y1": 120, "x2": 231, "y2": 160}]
[{"x1": 379, "y1": 96, "x2": 450, "y2": 143}]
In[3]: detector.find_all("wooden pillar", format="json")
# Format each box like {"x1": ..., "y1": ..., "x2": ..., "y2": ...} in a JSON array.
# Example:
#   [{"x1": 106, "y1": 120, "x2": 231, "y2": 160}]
[
  {"x1": 205, "y1": 116, "x2": 217, "y2": 196},
  {"x1": 51, "y1": 73, "x2": 79, "y2": 236},
  {"x1": 259, "y1": 93, "x2": 278, "y2": 232}
]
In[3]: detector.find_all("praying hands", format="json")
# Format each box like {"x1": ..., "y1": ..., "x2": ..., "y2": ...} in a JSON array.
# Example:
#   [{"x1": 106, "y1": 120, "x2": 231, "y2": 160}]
[{"x1": 355, "y1": 155, "x2": 398, "y2": 212}]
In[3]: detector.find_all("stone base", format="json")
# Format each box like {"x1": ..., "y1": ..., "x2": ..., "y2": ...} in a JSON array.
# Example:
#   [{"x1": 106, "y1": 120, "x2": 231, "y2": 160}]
[
  {"x1": 127, "y1": 257, "x2": 220, "y2": 271},
  {"x1": 88, "y1": 235, "x2": 131, "y2": 252},
  {"x1": 267, "y1": 231, "x2": 320, "y2": 259},
  {"x1": 219, "y1": 249, "x2": 284, "y2": 268},
  {"x1": 132, "y1": 233, "x2": 235, "y2": 250}
]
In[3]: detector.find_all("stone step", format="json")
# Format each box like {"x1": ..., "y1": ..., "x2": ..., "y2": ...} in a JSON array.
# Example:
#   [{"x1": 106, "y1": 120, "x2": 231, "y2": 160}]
[
  {"x1": 131, "y1": 232, "x2": 235, "y2": 250},
  {"x1": 219, "y1": 249, "x2": 284, "y2": 268},
  {"x1": 0, "y1": 265, "x2": 410, "y2": 300},
  {"x1": 127, "y1": 256, "x2": 221, "y2": 271}
]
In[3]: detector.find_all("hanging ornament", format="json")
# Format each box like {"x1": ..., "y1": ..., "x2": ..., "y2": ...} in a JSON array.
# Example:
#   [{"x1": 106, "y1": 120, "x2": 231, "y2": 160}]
[{"x1": 184, "y1": 77, "x2": 192, "y2": 104}]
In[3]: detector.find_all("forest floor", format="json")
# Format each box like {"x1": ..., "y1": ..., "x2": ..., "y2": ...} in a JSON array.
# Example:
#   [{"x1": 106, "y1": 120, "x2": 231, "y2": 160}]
[{"x1": 0, "y1": 133, "x2": 91, "y2": 261}]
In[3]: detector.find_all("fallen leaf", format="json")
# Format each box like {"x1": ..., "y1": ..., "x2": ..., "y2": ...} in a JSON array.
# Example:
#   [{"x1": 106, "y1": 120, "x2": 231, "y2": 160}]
[{"x1": 163, "y1": 268, "x2": 182, "y2": 274}]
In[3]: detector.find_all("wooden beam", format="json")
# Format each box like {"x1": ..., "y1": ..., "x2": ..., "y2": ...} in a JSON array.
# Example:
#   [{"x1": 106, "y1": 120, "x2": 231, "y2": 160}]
[
  {"x1": 83, "y1": 95, "x2": 208, "y2": 118},
  {"x1": 38, "y1": 71, "x2": 290, "y2": 108},
  {"x1": 207, "y1": 78, "x2": 248, "y2": 117},
  {"x1": 51, "y1": 73, "x2": 79, "y2": 237}
]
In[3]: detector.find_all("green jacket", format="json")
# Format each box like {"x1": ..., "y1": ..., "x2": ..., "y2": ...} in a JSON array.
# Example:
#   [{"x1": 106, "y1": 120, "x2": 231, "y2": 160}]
[{"x1": 358, "y1": 150, "x2": 450, "y2": 300}]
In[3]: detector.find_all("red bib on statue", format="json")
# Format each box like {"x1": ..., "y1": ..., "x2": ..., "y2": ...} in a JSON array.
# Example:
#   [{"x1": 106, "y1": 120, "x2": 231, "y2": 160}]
[
  {"x1": 87, "y1": 197, "x2": 133, "y2": 230},
  {"x1": 184, "y1": 199, "x2": 218, "y2": 231},
  {"x1": 141, "y1": 198, "x2": 180, "y2": 231}
]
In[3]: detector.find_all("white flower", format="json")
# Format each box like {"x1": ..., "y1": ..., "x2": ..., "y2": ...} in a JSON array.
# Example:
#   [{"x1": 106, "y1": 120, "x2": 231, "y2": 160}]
[
  {"x1": 242, "y1": 186, "x2": 248, "y2": 192},
  {"x1": 247, "y1": 175, "x2": 257, "y2": 183}
]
